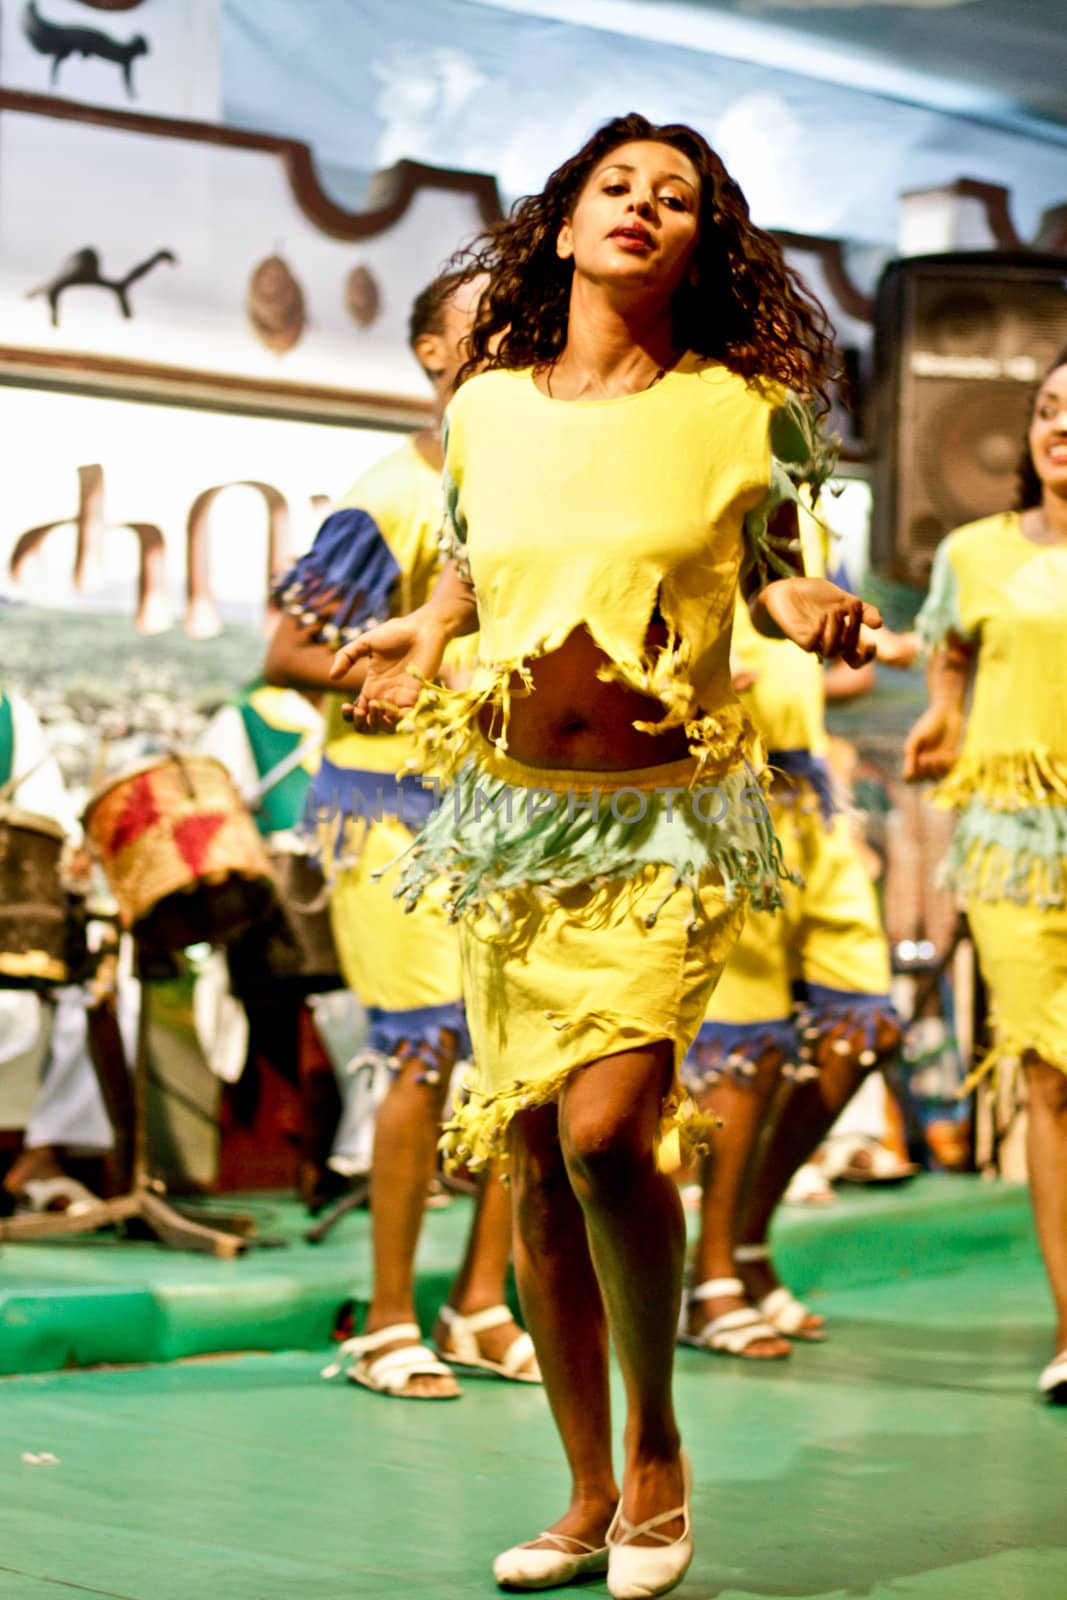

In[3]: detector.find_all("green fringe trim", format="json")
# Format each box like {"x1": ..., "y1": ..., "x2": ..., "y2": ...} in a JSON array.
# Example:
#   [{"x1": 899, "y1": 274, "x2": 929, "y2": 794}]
[
  {"x1": 441, "y1": 1061, "x2": 721, "y2": 1175},
  {"x1": 943, "y1": 800, "x2": 1067, "y2": 908},
  {"x1": 914, "y1": 536, "x2": 969, "y2": 658},
  {"x1": 392, "y1": 761, "x2": 794, "y2": 942},
  {"x1": 743, "y1": 394, "x2": 840, "y2": 588}
]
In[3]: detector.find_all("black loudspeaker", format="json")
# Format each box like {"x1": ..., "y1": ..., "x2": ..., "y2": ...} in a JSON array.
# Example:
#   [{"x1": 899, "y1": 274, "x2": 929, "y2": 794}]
[{"x1": 869, "y1": 251, "x2": 1067, "y2": 586}]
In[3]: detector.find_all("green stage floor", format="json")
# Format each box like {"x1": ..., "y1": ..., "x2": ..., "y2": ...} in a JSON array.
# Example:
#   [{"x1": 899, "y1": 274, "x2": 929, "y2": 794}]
[
  {"x1": 0, "y1": 1176, "x2": 1040, "y2": 1375},
  {"x1": 1, "y1": 1178, "x2": 1065, "y2": 1598}
]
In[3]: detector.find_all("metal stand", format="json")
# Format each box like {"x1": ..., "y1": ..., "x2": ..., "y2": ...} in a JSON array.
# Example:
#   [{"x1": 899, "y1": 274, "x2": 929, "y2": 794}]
[
  {"x1": 304, "y1": 1168, "x2": 476, "y2": 1244},
  {"x1": 304, "y1": 1175, "x2": 370, "y2": 1244},
  {"x1": 1, "y1": 959, "x2": 259, "y2": 1257}
]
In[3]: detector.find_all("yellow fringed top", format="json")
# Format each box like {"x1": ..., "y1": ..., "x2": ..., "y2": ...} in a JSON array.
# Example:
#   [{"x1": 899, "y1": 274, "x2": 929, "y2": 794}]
[
  {"x1": 429, "y1": 356, "x2": 830, "y2": 781},
  {"x1": 916, "y1": 511, "x2": 1067, "y2": 908},
  {"x1": 917, "y1": 512, "x2": 1067, "y2": 810}
]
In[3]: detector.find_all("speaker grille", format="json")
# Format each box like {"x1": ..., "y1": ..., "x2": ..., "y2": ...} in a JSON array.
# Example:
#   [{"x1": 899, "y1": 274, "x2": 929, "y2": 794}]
[{"x1": 871, "y1": 254, "x2": 1067, "y2": 586}]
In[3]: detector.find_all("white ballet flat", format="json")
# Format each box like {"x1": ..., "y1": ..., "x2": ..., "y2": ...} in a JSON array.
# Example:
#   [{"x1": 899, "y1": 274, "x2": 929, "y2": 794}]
[
  {"x1": 606, "y1": 1450, "x2": 693, "y2": 1599},
  {"x1": 492, "y1": 1531, "x2": 609, "y2": 1590},
  {"x1": 1038, "y1": 1348, "x2": 1067, "y2": 1404}
]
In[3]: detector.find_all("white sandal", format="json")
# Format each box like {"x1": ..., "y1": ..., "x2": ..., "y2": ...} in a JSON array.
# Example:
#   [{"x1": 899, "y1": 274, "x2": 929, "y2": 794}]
[
  {"x1": 678, "y1": 1278, "x2": 788, "y2": 1358},
  {"x1": 493, "y1": 1531, "x2": 609, "y2": 1590},
  {"x1": 321, "y1": 1321, "x2": 460, "y2": 1399},
  {"x1": 1039, "y1": 1348, "x2": 1067, "y2": 1404},
  {"x1": 606, "y1": 1449, "x2": 693, "y2": 1599},
  {"x1": 734, "y1": 1244, "x2": 826, "y2": 1342},
  {"x1": 435, "y1": 1303, "x2": 542, "y2": 1383},
  {"x1": 17, "y1": 1176, "x2": 101, "y2": 1217}
]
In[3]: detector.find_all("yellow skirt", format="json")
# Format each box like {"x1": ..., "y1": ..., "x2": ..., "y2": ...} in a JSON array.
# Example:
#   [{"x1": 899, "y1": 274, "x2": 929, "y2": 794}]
[
  {"x1": 439, "y1": 745, "x2": 754, "y2": 1172},
  {"x1": 966, "y1": 894, "x2": 1067, "y2": 1082},
  {"x1": 329, "y1": 812, "x2": 463, "y2": 1014}
]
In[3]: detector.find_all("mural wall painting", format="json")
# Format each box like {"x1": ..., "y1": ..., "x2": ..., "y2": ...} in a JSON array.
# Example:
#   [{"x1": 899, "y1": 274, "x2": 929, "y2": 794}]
[
  {"x1": 28, "y1": 245, "x2": 177, "y2": 326},
  {"x1": 344, "y1": 264, "x2": 381, "y2": 330},
  {"x1": 21, "y1": 2, "x2": 149, "y2": 99},
  {"x1": 245, "y1": 256, "x2": 307, "y2": 355}
]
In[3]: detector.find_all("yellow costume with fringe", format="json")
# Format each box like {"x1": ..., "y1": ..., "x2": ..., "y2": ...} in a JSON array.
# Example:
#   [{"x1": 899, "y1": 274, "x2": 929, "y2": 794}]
[
  {"x1": 393, "y1": 357, "x2": 835, "y2": 1169},
  {"x1": 687, "y1": 512, "x2": 893, "y2": 1087},
  {"x1": 917, "y1": 511, "x2": 1067, "y2": 1081},
  {"x1": 273, "y1": 439, "x2": 470, "y2": 1068}
]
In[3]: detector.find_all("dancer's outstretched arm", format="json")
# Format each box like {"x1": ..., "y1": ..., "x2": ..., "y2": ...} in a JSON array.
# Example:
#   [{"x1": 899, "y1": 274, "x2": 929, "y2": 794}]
[
  {"x1": 331, "y1": 562, "x2": 478, "y2": 731},
  {"x1": 743, "y1": 502, "x2": 882, "y2": 667}
]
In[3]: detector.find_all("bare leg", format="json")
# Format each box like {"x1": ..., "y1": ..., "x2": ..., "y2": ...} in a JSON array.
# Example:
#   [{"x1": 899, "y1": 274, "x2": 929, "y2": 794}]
[
  {"x1": 365, "y1": 1037, "x2": 457, "y2": 1397},
  {"x1": 1023, "y1": 1055, "x2": 1067, "y2": 1353},
  {"x1": 560, "y1": 1044, "x2": 686, "y2": 1540},
  {"x1": 433, "y1": 1164, "x2": 539, "y2": 1376},
  {"x1": 506, "y1": 1102, "x2": 617, "y2": 1548},
  {"x1": 737, "y1": 1013, "x2": 901, "y2": 1313},
  {"x1": 688, "y1": 1049, "x2": 789, "y2": 1357}
]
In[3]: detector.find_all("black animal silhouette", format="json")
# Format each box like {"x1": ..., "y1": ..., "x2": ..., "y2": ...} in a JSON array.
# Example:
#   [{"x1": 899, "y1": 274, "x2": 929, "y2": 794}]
[
  {"x1": 22, "y1": 2, "x2": 149, "y2": 99},
  {"x1": 28, "y1": 248, "x2": 177, "y2": 326}
]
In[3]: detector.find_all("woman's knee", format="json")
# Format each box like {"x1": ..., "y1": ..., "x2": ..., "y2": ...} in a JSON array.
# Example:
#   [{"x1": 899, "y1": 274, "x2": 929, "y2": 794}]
[{"x1": 560, "y1": 1104, "x2": 655, "y2": 1204}]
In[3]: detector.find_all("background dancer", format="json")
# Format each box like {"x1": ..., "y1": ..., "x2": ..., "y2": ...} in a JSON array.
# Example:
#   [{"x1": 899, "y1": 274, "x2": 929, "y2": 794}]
[
  {"x1": 267, "y1": 273, "x2": 538, "y2": 1400},
  {"x1": 681, "y1": 512, "x2": 910, "y2": 1359},
  {"x1": 905, "y1": 347, "x2": 1067, "y2": 1405},
  {"x1": 335, "y1": 114, "x2": 880, "y2": 1596}
]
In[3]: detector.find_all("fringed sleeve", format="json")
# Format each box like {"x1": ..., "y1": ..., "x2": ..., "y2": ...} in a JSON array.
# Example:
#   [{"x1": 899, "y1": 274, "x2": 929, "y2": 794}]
[
  {"x1": 914, "y1": 536, "x2": 975, "y2": 654},
  {"x1": 271, "y1": 509, "x2": 402, "y2": 647},
  {"x1": 742, "y1": 392, "x2": 839, "y2": 587}
]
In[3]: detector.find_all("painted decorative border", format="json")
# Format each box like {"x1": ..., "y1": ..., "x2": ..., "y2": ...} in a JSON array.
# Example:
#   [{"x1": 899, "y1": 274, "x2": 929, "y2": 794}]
[
  {"x1": 898, "y1": 178, "x2": 1067, "y2": 255},
  {"x1": 0, "y1": 344, "x2": 434, "y2": 429},
  {"x1": 0, "y1": 90, "x2": 504, "y2": 242},
  {"x1": 772, "y1": 230, "x2": 874, "y2": 324}
]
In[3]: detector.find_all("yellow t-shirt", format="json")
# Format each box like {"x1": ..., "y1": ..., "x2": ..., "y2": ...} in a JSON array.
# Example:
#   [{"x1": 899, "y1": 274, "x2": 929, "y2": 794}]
[
  {"x1": 322, "y1": 438, "x2": 445, "y2": 774},
  {"x1": 275, "y1": 435, "x2": 471, "y2": 778},
  {"x1": 916, "y1": 510, "x2": 1067, "y2": 907},
  {"x1": 730, "y1": 508, "x2": 829, "y2": 757},
  {"x1": 918, "y1": 511, "x2": 1067, "y2": 804},
  {"x1": 438, "y1": 356, "x2": 826, "y2": 774}
]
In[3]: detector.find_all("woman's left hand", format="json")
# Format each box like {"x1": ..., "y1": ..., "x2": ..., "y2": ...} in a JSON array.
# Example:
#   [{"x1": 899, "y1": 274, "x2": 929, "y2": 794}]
[{"x1": 756, "y1": 578, "x2": 882, "y2": 667}]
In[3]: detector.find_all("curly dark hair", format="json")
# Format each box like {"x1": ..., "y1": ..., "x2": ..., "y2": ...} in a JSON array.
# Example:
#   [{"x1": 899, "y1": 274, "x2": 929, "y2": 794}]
[
  {"x1": 407, "y1": 270, "x2": 469, "y2": 350},
  {"x1": 1014, "y1": 342, "x2": 1067, "y2": 510},
  {"x1": 451, "y1": 113, "x2": 839, "y2": 410}
]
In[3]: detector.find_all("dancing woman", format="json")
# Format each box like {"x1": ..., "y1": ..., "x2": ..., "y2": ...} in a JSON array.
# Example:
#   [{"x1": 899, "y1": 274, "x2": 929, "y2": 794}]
[
  {"x1": 336, "y1": 114, "x2": 879, "y2": 1597},
  {"x1": 905, "y1": 347, "x2": 1067, "y2": 1406}
]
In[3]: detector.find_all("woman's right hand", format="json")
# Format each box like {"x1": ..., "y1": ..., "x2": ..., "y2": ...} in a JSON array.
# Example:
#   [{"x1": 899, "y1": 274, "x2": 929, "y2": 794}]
[
  {"x1": 330, "y1": 609, "x2": 450, "y2": 731},
  {"x1": 902, "y1": 706, "x2": 963, "y2": 781}
]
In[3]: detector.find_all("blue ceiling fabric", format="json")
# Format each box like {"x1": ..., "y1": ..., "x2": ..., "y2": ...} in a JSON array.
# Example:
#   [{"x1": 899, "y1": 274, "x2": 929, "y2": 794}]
[{"x1": 222, "y1": 0, "x2": 1067, "y2": 256}]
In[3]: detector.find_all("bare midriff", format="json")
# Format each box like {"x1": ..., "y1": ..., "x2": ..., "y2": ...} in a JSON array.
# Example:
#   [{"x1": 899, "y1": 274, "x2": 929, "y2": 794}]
[{"x1": 478, "y1": 622, "x2": 691, "y2": 772}]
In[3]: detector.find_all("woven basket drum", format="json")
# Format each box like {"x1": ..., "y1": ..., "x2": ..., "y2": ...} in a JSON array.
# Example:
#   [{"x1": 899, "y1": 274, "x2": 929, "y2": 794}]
[
  {"x1": 0, "y1": 805, "x2": 68, "y2": 986},
  {"x1": 84, "y1": 755, "x2": 277, "y2": 952}
]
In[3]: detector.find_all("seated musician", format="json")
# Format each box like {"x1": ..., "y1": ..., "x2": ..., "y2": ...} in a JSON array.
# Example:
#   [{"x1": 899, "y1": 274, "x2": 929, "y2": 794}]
[{"x1": 0, "y1": 686, "x2": 119, "y2": 1214}]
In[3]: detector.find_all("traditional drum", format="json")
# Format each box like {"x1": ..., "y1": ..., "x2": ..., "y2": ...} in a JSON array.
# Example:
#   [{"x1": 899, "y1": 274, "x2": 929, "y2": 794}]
[
  {"x1": 83, "y1": 755, "x2": 276, "y2": 952},
  {"x1": 264, "y1": 844, "x2": 340, "y2": 979},
  {"x1": 0, "y1": 805, "x2": 68, "y2": 986}
]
